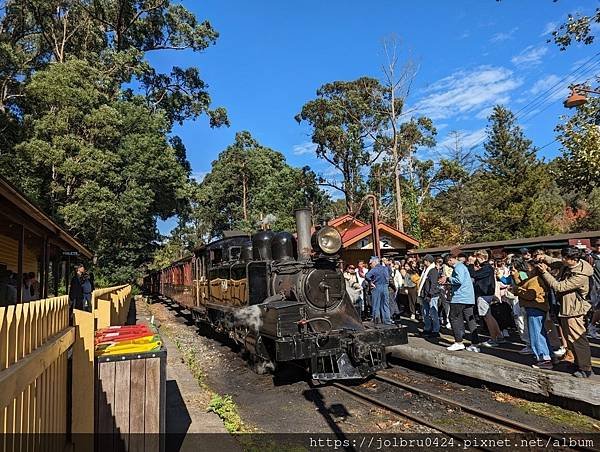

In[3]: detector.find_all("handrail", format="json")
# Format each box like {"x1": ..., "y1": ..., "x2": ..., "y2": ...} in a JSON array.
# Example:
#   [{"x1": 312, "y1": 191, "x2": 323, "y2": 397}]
[
  {"x1": 92, "y1": 285, "x2": 132, "y2": 329},
  {"x1": 0, "y1": 327, "x2": 75, "y2": 409}
]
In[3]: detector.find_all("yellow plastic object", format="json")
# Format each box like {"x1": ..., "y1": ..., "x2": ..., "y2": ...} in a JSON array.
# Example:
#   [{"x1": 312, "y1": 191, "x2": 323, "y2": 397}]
[{"x1": 95, "y1": 335, "x2": 162, "y2": 357}]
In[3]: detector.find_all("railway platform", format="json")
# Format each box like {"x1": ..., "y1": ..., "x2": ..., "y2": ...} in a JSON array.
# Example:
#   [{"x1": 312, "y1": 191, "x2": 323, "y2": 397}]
[
  {"x1": 134, "y1": 298, "x2": 234, "y2": 439},
  {"x1": 388, "y1": 318, "x2": 600, "y2": 416}
]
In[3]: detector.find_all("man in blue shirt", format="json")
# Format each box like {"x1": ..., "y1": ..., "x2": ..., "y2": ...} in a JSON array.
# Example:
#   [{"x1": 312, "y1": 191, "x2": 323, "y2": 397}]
[
  {"x1": 365, "y1": 256, "x2": 392, "y2": 325},
  {"x1": 439, "y1": 249, "x2": 480, "y2": 352}
]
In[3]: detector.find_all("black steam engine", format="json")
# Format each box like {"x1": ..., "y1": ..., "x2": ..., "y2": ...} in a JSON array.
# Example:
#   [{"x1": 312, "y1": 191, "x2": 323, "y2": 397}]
[{"x1": 144, "y1": 209, "x2": 408, "y2": 380}]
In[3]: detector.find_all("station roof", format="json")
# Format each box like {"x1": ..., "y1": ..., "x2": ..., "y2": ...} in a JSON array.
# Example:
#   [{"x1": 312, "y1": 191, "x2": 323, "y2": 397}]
[
  {"x1": 328, "y1": 214, "x2": 419, "y2": 248},
  {"x1": 0, "y1": 176, "x2": 93, "y2": 259},
  {"x1": 409, "y1": 230, "x2": 600, "y2": 256}
]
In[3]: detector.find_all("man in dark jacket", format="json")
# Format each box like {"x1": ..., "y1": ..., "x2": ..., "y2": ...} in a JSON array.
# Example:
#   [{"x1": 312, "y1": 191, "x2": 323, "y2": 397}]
[
  {"x1": 472, "y1": 250, "x2": 505, "y2": 347},
  {"x1": 418, "y1": 254, "x2": 441, "y2": 338},
  {"x1": 69, "y1": 264, "x2": 85, "y2": 310}
]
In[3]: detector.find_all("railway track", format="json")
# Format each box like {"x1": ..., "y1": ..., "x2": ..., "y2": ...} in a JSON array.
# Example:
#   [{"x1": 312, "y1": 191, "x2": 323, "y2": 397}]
[
  {"x1": 330, "y1": 381, "x2": 513, "y2": 452},
  {"x1": 332, "y1": 370, "x2": 598, "y2": 452}
]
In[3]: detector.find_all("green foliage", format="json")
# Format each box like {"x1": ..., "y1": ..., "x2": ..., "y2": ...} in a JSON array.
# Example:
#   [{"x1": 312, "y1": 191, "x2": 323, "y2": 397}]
[
  {"x1": 295, "y1": 78, "x2": 393, "y2": 212},
  {"x1": 555, "y1": 97, "x2": 600, "y2": 193},
  {"x1": 194, "y1": 131, "x2": 330, "y2": 238},
  {"x1": 421, "y1": 107, "x2": 565, "y2": 245},
  {"x1": 207, "y1": 394, "x2": 245, "y2": 433},
  {"x1": 0, "y1": 0, "x2": 227, "y2": 284},
  {"x1": 551, "y1": 7, "x2": 600, "y2": 50},
  {"x1": 404, "y1": 186, "x2": 421, "y2": 240},
  {"x1": 149, "y1": 230, "x2": 193, "y2": 271},
  {"x1": 469, "y1": 107, "x2": 562, "y2": 241},
  {"x1": 367, "y1": 117, "x2": 437, "y2": 228}
]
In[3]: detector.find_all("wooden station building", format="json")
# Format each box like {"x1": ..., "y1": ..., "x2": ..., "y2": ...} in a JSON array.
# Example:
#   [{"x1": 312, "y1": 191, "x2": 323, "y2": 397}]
[
  {"x1": 0, "y1": 176, "x2": 93, "y2": 304},
  {"x1": 328, "y1": 214, "x2": 419, "y2": 264}
]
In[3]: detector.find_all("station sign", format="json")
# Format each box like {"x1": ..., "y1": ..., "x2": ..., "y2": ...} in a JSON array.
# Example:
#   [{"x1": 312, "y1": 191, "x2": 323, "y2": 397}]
[{"x1": 62, "y1": 251, "x2": 79, "y2": 256}]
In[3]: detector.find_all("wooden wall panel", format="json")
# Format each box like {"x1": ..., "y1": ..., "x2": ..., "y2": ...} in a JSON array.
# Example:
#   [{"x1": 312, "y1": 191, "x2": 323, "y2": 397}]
[{"x1": 0, "y1": 233, "x2": 39, "y2": 274}]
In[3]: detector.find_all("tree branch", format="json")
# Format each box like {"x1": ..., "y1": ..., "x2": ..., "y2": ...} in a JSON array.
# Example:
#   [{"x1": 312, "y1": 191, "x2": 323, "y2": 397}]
[{"x1": 317, "y1": 180, "x2": 346, "y2": 195}]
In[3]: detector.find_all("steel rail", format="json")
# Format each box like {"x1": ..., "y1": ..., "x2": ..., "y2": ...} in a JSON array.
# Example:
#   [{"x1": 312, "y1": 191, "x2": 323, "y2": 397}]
[
  {"x1": 331, "y1": 382, "x2": 498, "y2": 452},
  {"x1": 376, "y1": 373, "x2": 529, "y2": 433},
  {"x1": 377, "y1": 371, "x2": 599, "y2": 452}
]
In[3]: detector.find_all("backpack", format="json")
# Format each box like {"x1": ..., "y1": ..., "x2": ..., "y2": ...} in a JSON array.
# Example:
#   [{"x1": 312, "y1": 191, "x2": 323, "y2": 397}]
[{"x1": 491, "y1": 302, "x2": 515, "y2": 330}]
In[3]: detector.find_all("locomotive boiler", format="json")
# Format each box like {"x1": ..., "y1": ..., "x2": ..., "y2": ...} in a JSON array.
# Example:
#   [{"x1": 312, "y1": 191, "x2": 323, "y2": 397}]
[{"x1": 145, "y1": 208, "x2": 408, "y2": 380}]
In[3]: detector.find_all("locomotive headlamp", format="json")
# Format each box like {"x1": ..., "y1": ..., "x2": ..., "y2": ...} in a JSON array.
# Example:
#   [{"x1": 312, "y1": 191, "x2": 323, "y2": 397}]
[{"x1": 312, "y1": 226, "x2": 342, "y2": 255}]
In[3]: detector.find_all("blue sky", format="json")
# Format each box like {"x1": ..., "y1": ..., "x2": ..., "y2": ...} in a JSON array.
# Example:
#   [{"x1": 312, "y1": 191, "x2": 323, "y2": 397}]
[{"x1": 155, "y1": 0, "x2": 600, "y2": 234}]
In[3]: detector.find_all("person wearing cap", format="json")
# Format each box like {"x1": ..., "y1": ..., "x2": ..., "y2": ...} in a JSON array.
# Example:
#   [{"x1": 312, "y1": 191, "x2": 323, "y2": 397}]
[
  {"x1": 439, "y1": 248, "x2": 480, "y2": 352},
  {"x1": 520, "y1": 248, "x2": 532, "y2": 261},
  {"x1": 418, "y1": 254, "x2": 441, "y2": 338},
  {"x1": 365, "y1": 256, "x2": 392, "y2": 325},
  {"x1": 536, "y1": 247, "x2": 594, "y2": 378}
]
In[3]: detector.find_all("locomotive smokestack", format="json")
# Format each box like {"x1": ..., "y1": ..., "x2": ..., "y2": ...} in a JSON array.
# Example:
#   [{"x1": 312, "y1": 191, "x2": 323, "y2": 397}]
[{"x1": 295, "y1": 208, "x2": 312, "y2": 260}]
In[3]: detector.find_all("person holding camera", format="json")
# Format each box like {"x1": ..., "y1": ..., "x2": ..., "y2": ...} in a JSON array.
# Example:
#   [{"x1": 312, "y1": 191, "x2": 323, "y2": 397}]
[
  {"x1": 511, "y1": 259, "x2": 554, "y2": 369},
  {"x1": 536, "y1": 247, "x2": 594, "y2": 378}
]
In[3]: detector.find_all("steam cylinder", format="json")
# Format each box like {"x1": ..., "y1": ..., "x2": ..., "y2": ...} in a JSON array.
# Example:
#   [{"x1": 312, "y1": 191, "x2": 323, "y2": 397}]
[
  {"x1": 271, "y1": 232, "x2": 295, "y2": 261},
  {"x1": 252, "y1": 230, "x2": 275, "y2": 260},
  {"x1": 295, "y1": 208, "x2": 312, "y2": 260}
]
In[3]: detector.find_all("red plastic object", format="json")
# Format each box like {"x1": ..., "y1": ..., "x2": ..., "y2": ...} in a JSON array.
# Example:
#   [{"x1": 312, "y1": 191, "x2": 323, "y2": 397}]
[
  {"x1": 95, "y1": 325, "x2": 154, "y2": 345},
  {"x1": 95, "y1": 325, "x2": 150, "y2": 335}
]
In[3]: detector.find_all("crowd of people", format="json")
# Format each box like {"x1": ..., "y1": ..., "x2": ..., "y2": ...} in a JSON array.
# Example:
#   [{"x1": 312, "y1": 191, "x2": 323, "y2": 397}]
[
  {"x1": 344, "y1": 240, "x2": 600, "y2": 379},
  {"x1": 0, "y1": 267, "x2": 41, "y2": 306}
]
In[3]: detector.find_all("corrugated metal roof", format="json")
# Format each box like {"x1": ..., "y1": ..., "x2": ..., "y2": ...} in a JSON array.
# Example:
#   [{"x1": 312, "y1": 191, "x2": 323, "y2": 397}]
[{"x1": 410, "y1": 230, "x2": 600, "y2": 255}]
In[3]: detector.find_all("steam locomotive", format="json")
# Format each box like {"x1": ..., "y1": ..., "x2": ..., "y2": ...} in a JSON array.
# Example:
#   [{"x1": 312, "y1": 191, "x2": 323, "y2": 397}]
[{"x1": 143, "y1": 209, "x2": 408, "y2": 380}]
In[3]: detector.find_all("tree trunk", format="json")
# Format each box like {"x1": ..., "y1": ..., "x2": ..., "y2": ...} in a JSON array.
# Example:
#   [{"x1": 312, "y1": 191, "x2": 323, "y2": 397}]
[
  {"x1": 394, "y1": 160, "x2": 404, "y2": 232},
  {"x1": 242, "y1": 174, "x2": 248, "y2": 221},
  {"x1": 389, "y1": 68, "x2": 404, "y2": 233}
]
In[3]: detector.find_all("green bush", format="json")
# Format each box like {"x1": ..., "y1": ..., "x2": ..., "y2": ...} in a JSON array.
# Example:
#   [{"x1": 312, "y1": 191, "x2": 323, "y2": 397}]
[{"x1": 207, "y1": 394, "x2": 245, "y2": 433}]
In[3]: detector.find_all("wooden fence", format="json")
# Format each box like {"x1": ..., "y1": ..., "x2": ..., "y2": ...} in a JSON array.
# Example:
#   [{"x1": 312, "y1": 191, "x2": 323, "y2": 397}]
[
  {"x1": 0, "y1": 284, "x2": 132, "y2": 449},
  {"x1": 0, "y1": 296, "x2": 72, "y2": 449},
  {"x1": 94, "y1": 285, "x2": 132, "y2": 329}
]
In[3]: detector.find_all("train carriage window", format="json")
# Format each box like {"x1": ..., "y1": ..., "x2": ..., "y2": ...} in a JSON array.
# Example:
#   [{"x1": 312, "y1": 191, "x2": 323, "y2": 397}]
[
  {"x1": 229, "y1": 246, "x2": 241, "y2": 262},
  {"x1": 210, "y1": 249, "x2": 223, "y2": 267}
]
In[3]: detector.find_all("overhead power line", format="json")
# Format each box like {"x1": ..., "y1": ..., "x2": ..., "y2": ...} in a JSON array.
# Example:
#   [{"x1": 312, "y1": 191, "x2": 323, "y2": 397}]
[{"x1": 460, "y1": 52, "x2": 600, "y2": 154}]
